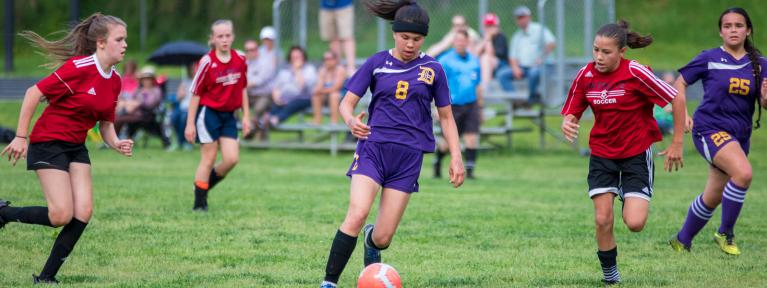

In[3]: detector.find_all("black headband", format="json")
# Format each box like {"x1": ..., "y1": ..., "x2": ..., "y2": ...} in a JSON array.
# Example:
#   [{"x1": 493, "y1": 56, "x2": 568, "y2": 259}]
[{"x1": 392, "y1": 21, "x2": 429, "y2": 36}]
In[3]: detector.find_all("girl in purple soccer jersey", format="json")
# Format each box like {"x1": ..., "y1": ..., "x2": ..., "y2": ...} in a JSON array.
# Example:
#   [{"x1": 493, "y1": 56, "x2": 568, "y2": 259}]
[
  {"x1": 669, "y1": 7, "x2": 767, "y2": 255},
  {"x1": 319, "y1": 1, "x2": 465, "y2": 287}
]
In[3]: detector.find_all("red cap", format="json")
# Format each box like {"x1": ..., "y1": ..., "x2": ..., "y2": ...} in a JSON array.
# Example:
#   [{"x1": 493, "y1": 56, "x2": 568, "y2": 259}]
[{"x1": 483, "y1": 13, "x2": 499, "y2": 26}]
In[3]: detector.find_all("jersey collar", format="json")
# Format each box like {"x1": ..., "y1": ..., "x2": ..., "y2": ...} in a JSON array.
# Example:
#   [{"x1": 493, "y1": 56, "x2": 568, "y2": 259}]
[{"x1": 92, "y1": 53, "x2": 114, "y2": 79}]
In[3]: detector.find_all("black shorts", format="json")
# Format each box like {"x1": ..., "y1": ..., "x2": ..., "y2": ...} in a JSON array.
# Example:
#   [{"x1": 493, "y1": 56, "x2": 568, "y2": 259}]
[
  {"x1": 27, "y1": 141, "x2": 90, "y2": 171},
  {"x1": 452, "y1": 102, "x2": 480, "y2": 135},
  {"x1": 587, "y1": 147, "x2": 654, "y2": 201}
]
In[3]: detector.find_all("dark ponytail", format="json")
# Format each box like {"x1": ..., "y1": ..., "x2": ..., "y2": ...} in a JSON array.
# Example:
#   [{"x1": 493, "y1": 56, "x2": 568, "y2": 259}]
[
  {"x1": 365, "y1": 0, "x2": 430, "y2": 35},
  {"x1": 720, "y1": 7, "x2": 763, "y2": 128},
  {"x1": 596, "y1": 20, "x2": 653, "y2": 49}
]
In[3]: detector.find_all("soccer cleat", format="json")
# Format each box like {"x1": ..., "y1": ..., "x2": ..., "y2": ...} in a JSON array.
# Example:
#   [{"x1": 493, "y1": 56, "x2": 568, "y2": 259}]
[
  {"x1": 668, "y1": 237, "x2": 690, "y2": 252},
  {"x1": 0, "y1": 199, "x2": 10, "y2": 229},
  {"x1": 714, "y1": 232, "x2": 741, "y2": 255},
  {"x1": 319, "y1": 281, "x2": 337, "y2": 288},
  {"x1": 601, "y1": 279, "x2": 620, "y2": 286},
  {"x1": 33, "y1": 274, "x2": 59, "y2": 285},
  {"x1": 363, "y1": 224, "x2": 381, "y2": 267}
]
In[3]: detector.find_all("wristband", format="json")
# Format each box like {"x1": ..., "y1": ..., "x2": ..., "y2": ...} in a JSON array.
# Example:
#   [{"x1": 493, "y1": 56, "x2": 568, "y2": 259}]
[{"x1": 15, "y1": 135, "x2": 27, "y2": 139}]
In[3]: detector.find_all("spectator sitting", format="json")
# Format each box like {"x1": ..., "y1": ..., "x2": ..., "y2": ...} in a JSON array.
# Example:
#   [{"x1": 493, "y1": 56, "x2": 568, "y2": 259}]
[
  {"x1": 120, "y1": 59, "x2": 138, "y2": 98},
  {"x1": 268, "y1": 46, "x2": 317, "y2": 127},
  {"x1": 654, "y1": 72, "x2": 675, "y2": 135},
  {"x1": 311, "y1": 50, "x2": 347, "y2": 125},
  {"x1": 475, "y1": 13, "x2": 514, "y2": 92},
  {"x1": 509, "y1": 5, "x2": 556, "y2": 104},
  {"x1": 115, "y1": 66, "x2": 170, "y2": 148},
  {"x1": 426, "y1": 14, "x2": 481, "y2": 58},
  {"x1": 171, "y1": 61, "x2": 198, "y2": 151},
  {"x1": 246, "y1": 28, "x2": 279, "y2": 141}
]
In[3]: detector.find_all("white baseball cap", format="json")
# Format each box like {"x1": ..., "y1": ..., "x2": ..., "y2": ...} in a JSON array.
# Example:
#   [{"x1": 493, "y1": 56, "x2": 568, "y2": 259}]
[{"x1": 260, "y1": 26, "x2": 276, "y2": 40}]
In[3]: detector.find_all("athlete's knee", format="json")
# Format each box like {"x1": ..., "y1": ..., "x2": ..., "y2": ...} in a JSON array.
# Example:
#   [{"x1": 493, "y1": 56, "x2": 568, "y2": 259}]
[
  {"x1": 594, "y1": 211, "x2": 614, "y2": 231},
  {"x1": 48, "y1": 207, "x2": 73, "y2": 227},
  {"x1": 731, "y1": 168, "x2": 752, "y2": 188},
  {"x1": 342, "y1": 211, "x2": 368, "y2": 232},
  {"x1": 222, "y1": 154, "x2": 239, "y2": 168},
  {"x1": 372, "y1": 230, "x2": 394, "y2": 248},
  {"x1": 74, "y1": 205, "x2": 93, "y2": 223},
  {"x1": 624, "y1": 217, "x2": 647, "y2": 232}
]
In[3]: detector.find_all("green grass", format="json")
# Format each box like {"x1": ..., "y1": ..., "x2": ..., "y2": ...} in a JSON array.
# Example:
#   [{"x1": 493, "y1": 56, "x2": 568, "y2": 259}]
[{"x1": 1, "y1": 100, "x2": 766, "y2": 287}]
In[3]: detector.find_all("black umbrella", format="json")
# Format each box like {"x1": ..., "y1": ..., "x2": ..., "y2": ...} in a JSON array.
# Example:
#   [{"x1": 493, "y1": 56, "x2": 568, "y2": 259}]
[{"x1": 148, "y1": 41, "x2": 209, "y2": 66}]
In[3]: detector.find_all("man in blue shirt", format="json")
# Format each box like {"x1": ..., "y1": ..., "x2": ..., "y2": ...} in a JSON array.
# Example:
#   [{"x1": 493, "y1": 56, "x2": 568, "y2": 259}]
[{"x1": 435, "y1": 30, "x2": 482, "y2": 179}]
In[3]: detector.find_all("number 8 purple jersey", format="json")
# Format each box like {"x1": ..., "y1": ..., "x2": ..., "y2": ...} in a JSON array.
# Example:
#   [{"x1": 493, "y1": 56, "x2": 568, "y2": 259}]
[
  {"x1": 346, "y1": 50, "x2": 451, "y2": 152},
  {"x1": 679, "y1": 47, "x2": 767, "y2": 137}
]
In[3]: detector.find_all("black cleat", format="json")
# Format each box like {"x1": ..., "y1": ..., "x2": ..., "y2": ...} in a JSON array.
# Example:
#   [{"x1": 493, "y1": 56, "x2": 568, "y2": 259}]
[
  {"x1": 601, "y1": 279, "x2": 620, "y2": 286},
  {"x1": 363, "y1": 224, "x2": 381, "y2": 267},
  {"x1": 0, "y1": 199, "x2": 10, "y2": 229},
  {"x1": 33, "y1": 274, "x2": 59, "y2": 285}
]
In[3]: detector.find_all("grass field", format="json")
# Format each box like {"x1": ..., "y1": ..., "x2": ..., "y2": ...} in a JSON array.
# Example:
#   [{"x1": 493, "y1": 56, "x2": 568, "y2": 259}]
[{"x1": 1, "y1": 99, "x2": 766, "y2": 287}]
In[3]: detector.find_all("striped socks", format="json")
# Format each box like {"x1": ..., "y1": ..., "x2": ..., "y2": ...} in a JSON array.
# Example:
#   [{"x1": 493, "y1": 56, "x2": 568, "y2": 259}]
[
  {"x1": 719, "y1": 180, "x2": 748, "y2": 235},
  {"x1": 597, "y1": 247, "x2": 620, "y2": 283},
  {"x1": 677, "y1": 194, "x2": 715, "y2": 247}
]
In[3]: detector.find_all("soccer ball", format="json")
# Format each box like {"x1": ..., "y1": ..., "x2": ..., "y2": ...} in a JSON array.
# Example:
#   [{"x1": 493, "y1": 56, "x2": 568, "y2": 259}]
[{"x1": 357, "y1": 263, "x2": 402, "y2": 288}]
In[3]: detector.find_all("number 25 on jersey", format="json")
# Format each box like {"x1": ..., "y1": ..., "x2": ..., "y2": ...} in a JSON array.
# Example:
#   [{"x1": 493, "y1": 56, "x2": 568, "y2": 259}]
[
  {"x1": 395, "y1": 81, "x2": 409, "y2": 100},
  {"x1": 729, "y1": 78, "x2": 750, "y2": 96}
]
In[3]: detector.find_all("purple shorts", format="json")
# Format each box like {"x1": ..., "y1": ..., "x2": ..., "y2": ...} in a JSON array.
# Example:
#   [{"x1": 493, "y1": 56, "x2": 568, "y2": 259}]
[
  {"x1": 346, "y1": 141, "x2": 424, "y2": 193},
  {"x1": 692, "y1": 130, "x2": 750, "y2": 165}
]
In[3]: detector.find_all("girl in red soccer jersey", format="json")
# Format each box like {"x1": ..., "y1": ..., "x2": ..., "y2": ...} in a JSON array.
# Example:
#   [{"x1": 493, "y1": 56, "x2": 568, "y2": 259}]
[
  {"x1": 560, "y1": 21, "x2": 687, "y2": 285},
  {"x1": 185, "y1": 20, "x2": 250, "y2": 211},
  {"x1": 0, "y1": 13, "x2": 132, "y2": 284}
]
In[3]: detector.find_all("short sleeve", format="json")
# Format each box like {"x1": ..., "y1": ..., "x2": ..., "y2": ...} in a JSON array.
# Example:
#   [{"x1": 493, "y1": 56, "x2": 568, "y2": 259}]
[
  {"x1": 678, "y1": 52, "x2": 708, "y2": 85},
  {"x1": 433, "y1": 65, "x2": 451, "y2": 107},
  {"x1": 509, "y1": 32, "x2": 521, "y2": 60},
  {"x1": 36, "y1": 61, "x2": 79, "y2": 103},
  {"x1": 102, "y1": 78, "x2": 121, "y2": 122},
  {"x1": 561, "y1": 66, "x2": 589, "y2": 119},
  {"x1": 543, "y1": 26, "x2": 556, "y2": 45},
  {"x1": 190, "y1": 55, "x2": 211, "y2": 96},
  {"x1": 346, "y1": 55, "x2": 376, "y2": 97},
  {"x1": 629, "y1": 61, "x2": 677, "y2": 107},
  {"x1": 760, "y1": 57, "x2": 767, "y2": 78}
]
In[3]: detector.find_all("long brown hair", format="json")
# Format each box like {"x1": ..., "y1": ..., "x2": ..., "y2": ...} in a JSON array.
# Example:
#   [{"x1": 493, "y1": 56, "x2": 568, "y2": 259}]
[
  {"x1": 19, "y1": 12, "x2": 126, "y2": 69},
  {"x1": 720, "y1": 7, "x2": 763, "y2": 128}
]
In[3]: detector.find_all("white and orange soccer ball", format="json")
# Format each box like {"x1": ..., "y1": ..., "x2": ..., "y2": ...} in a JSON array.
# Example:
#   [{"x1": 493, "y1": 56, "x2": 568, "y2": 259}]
[{"x1": 357, "y1": 263, "x2": 402, "y2": 288}]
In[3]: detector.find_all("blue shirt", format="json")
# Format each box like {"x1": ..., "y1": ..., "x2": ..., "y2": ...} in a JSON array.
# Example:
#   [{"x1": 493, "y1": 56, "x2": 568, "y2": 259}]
[
  {"x1": 679, "y1": 47, "x2": 767, "y2": 138},
  {"x1": 438, "y1": 48, "x2": 481, "y2": 105},
  {"x1": 321, "y1": 0, "x2": 353, "y2": 10},
  {"x1": 346, "y1": 50, "x2": 451, "y2": 152}
]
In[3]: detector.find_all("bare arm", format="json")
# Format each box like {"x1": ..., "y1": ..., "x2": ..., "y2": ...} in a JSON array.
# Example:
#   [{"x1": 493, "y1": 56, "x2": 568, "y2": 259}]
[
  {"x1": 184, "y1": 95, "x2": 201, "y2": 143},
  {"x1": 437, "y1": 105, "x2": 465, "y2": 188},
  {"x1": 658, "y1": 76, "x2": 690, "y2": 172},
  {"x1": 0, "y1": 86, "x2": 44, "y2": 165},
  {"x1": 241, "y1": 88, "x2": 251, "y2": 136},
  {"x1": 760, "y1": 77, "x2": 767, "y2": 108},
  {"x1": 340, "y1": 91, "x2": 370, "y2": 139},
  {"x1": 99, "y1": 121, "x2": 133, "y2": 156}
]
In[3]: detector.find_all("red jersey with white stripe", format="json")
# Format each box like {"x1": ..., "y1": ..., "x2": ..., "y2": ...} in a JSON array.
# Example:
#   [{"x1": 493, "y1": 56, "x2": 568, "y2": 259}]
[
  {"x1": 190, "y1": 49, "x2": 247, "y2": 112},
  {"x1": 31, "y1": 55, "x2": 121, "y2": 144},
  {"x1": 561, "y1": 58, "x2": 677, "y2": 159}
]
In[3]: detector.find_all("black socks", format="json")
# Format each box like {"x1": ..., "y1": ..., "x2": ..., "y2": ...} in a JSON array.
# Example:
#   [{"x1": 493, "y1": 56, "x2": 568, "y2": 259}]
[
  {"x1": 324, "y1": 230, "x2": 358, "y2": 284},
  {"x1": 465, "y1": 148, "x2": 477, "y2": 178},
  {"x1": 597, "y1": 246, "x2": 620, "y2": 283},
  {"x1": 39, "y1": 218, "x2": 88, "y2": 279},
  {"x1": 0, "y1": 206, "x2": 53, "y2": 227}
]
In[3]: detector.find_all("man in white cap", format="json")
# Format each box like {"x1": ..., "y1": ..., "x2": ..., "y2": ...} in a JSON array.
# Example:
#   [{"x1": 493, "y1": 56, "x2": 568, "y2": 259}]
[
  {"x1": 509, "y1": 5, "x2": 556, "y2": 104},
  {"x1": 246, "y1": 26, "x2": 278, "y2": 141}
]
